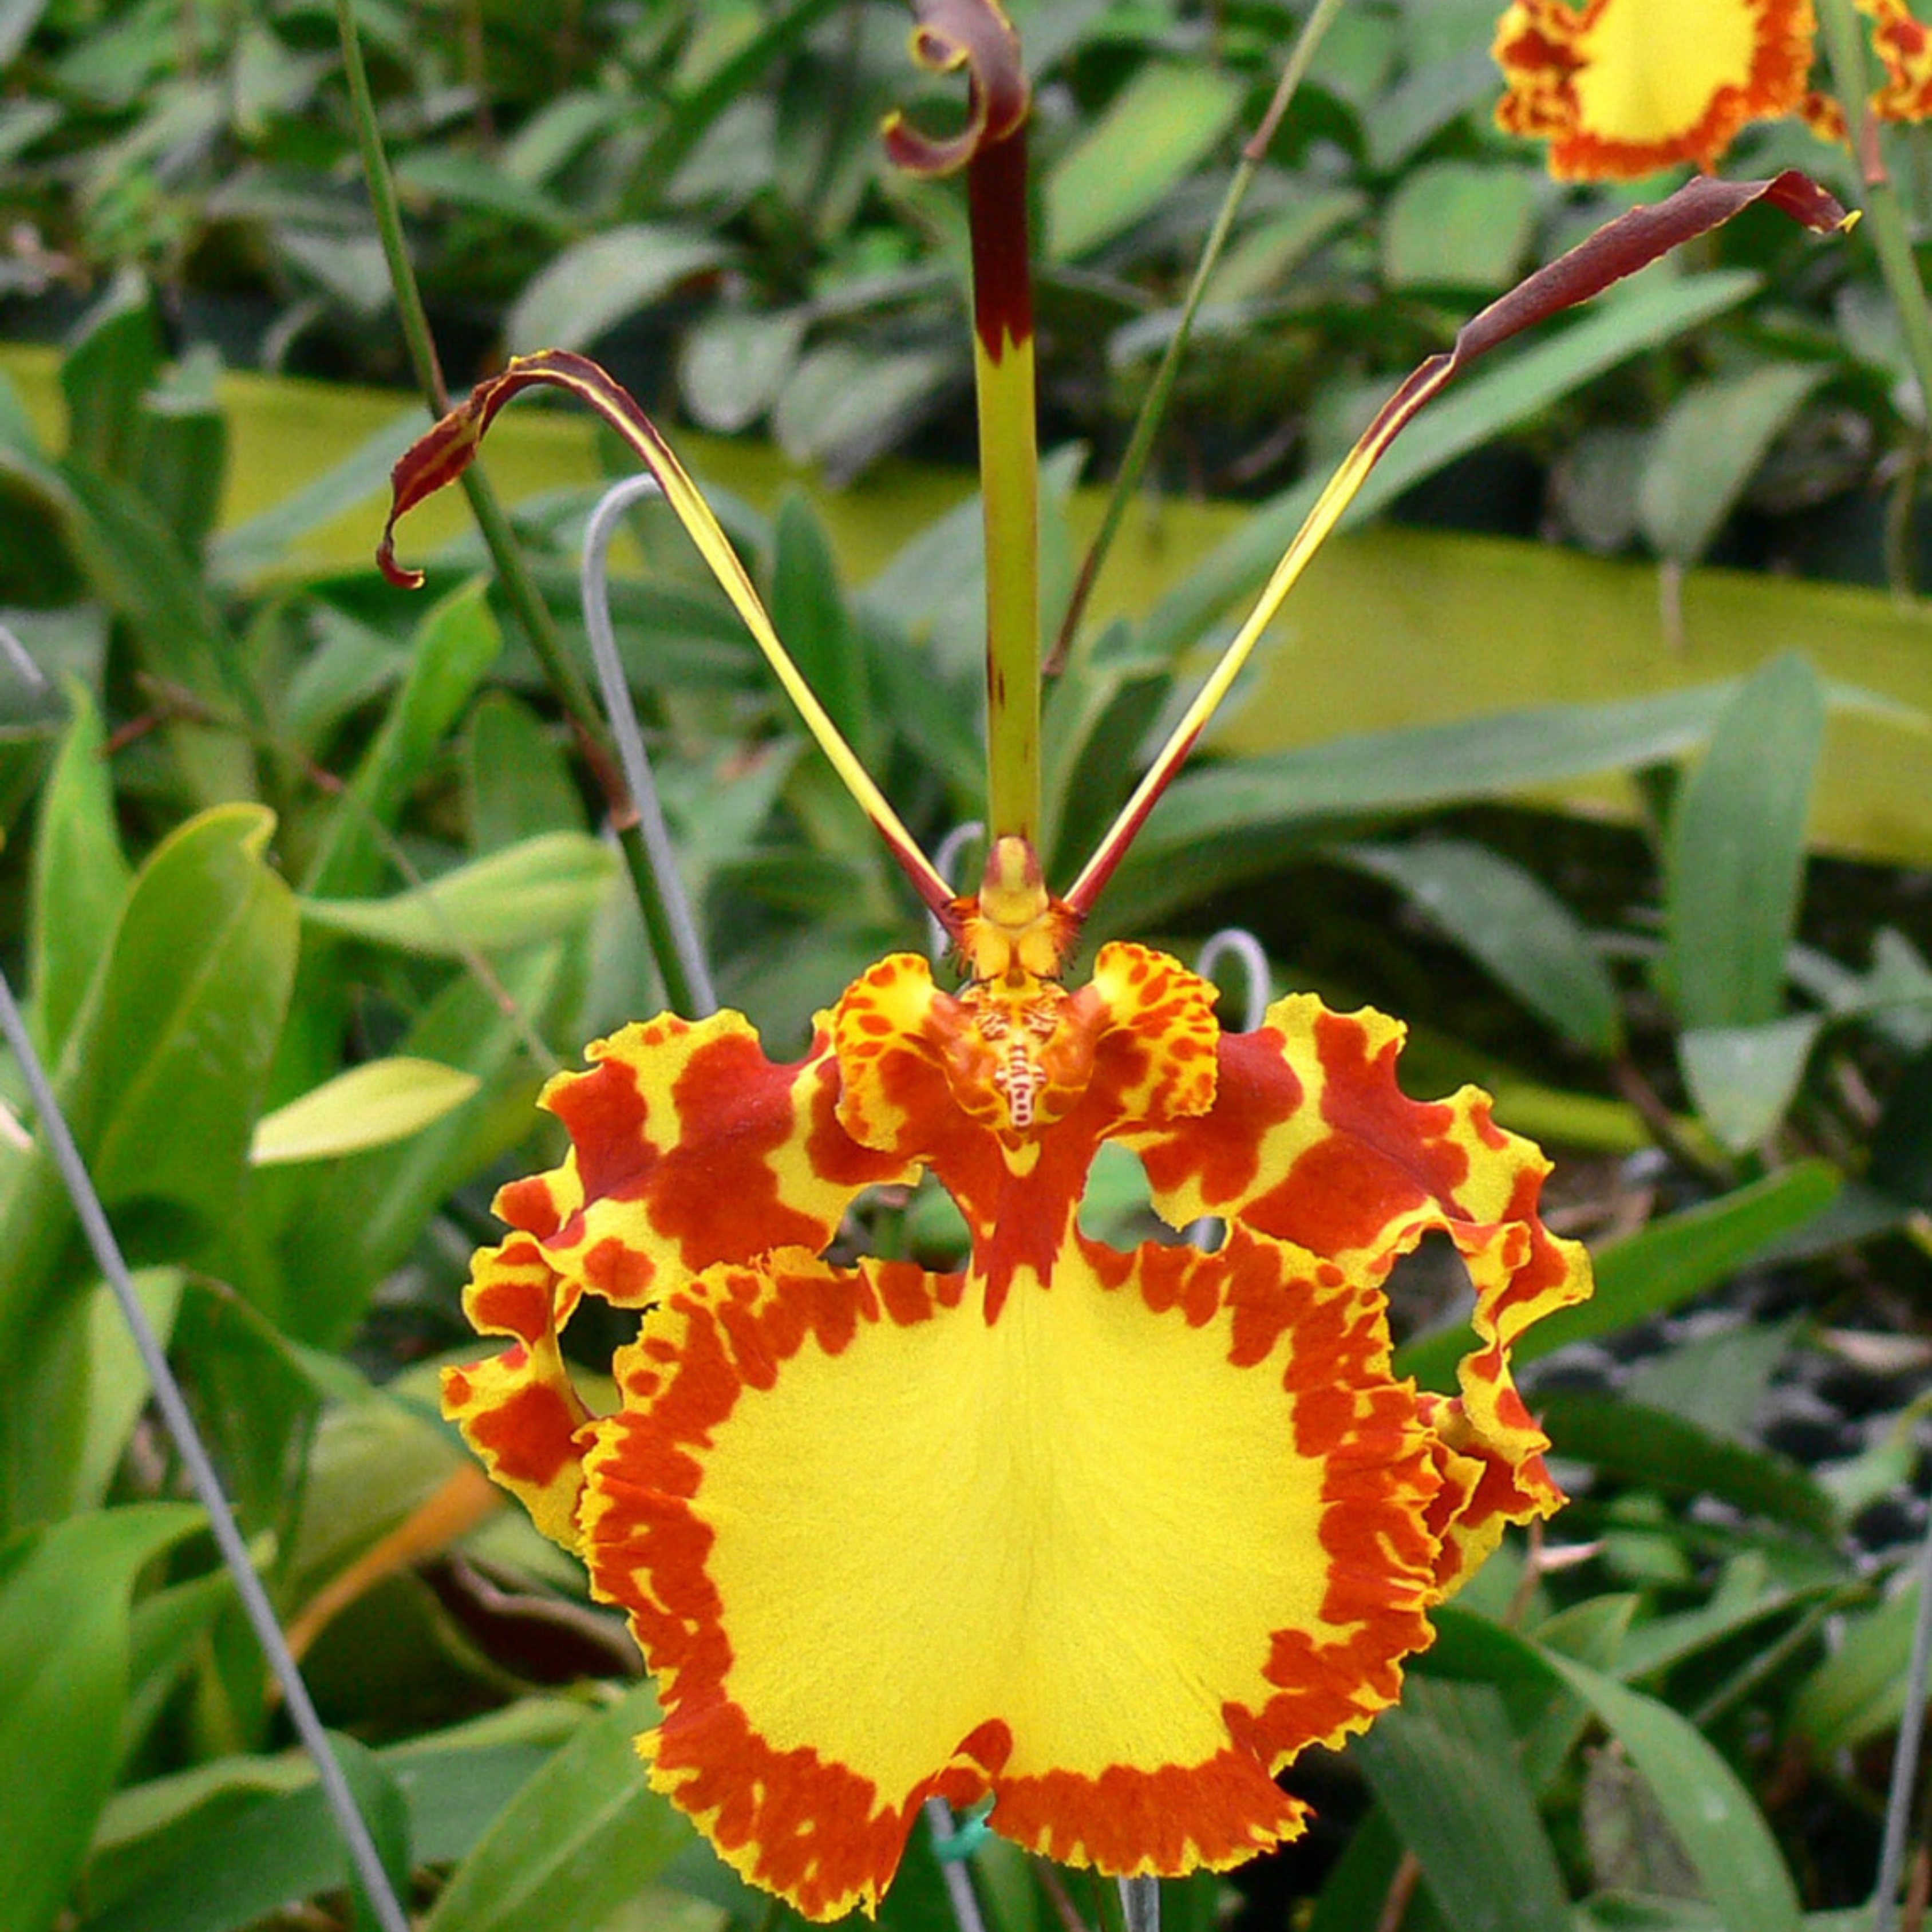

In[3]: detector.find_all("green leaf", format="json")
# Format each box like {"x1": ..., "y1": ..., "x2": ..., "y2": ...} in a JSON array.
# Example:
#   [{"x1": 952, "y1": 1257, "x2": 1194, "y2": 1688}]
[
  {"x1": 302, "y1": 576, "x2": 501, "y2": 899},
  {"x1": 27, "y1": 681, "x2": 132, "y2": 1057},
  {"x1": 1664, "y1": 650, "x2": 1826, "y2": 1032},
  {"x1": 1381, "y1": 163, "x2": 1540, "y2": 294},
  {"x1": 61, "y1": 280, "x2": 163, "y2": 483},
  {"x1": 1353, "y1": 1677, "x2": 1571, "y2": 1932},
  {"x1": 1540, "y1": 1653, "x2": 1804, "y2": 1932},
  {"x1": 1637, "y1": 364, "x2": 1828, "y2": 566},
  {"x1": 464, "y1": 691, "x2": 588, "y2": 854},
  {"x1": 300, "y1": 831, "x2": 617, "y2": 955},
  {"x1": 679, "y1": 309, "x2": 807, "y2": 436},
  {"x1": 1142, "y1": 269, "x2": 1764, "y2": 664},
  {"x1": 1792, "y1": 1580, "x2": 1924, "y2": 1751},
  {"x1": 329, "y1": 1735, "x2": 413, "y2": 1932},
  {"x1": 507, "y1": 226, "x2": 728, "y2": 354},
  {"x1": 420, "y1": 1682, "x2": 693, "y2": 1932},
  {"x1": 772, "y1": 491, "x2": 874, "y2": 767},
  {"x1": 0, "y1": 804, "x2": 298, "y2": 1523},
  {"x1": 1107, "y1": 682, "x2": 1744, "y2": 927},
  {"x1": 1531, "y1": 1391, "x2": 1838, "y2": 1539},
  {"x1": 133, "y1": 344, "x2": 226, "y2": 553},
  {"x1": 1678, "y1": 1014, "x2": 1823, "y2": 1152},
  {"x1": 1341, "y1": 838, "x2": 1622, "y2": 1054},
  {"x1": 0, "y1": 1502, "x2": 203, "y2": 1932},
  {"x1": 74, "y1": 1269, "x2": 184, "y2": 1511},
  {"x1": 1044, "y1": 62, "x2": 1243, "y2": 261},
  {"x1": 249, "y1": 1058, "x2": 481, "y2": 1164}
]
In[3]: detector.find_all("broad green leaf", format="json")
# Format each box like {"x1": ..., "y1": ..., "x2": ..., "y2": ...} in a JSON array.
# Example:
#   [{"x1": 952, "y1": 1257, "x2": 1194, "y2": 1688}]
[
  {"x1": 74, "y1": 1269, "x2": 184, "y2": 1511},
  {"x1": 1381, "y1": 163, "x2": 1539, "y2": 293},
  {"x1": 248, "y1": 1058, "x2": 481, "y2": 1165},
  {"x1": 300, "y1": 831, "x2": 616, "y2": 955},
  {"x1": 84, "y1": 1729, "x2": 576, "y2": 1932},
  {"x1": 302, "y1": 576, "x2": 501, "y2": 899},
  {"x1": 133, "y1": 344, "x2": 226, "y2": 552},
  {"x1": 27, "y1": 681, "x2": 131, "y2": 1056},
  {"x1": 772, "y1": 491, "x2": 875, "y2": 767},
  {"x1": 773, "y1": 341, "x2": 961, "y2": 479},
  {"x1": 465, "y1": 691, "x2": 588, "y2": 854},
  {"x1": 210, "y1": 405, "x2": 429, "y2": 587},
  {"x1": 262, "y1": 946, "x2": 566, "y2": 1348},
  {"x1": 0, "y1": 804, "x2": 297, "y2": 1524},
  {"x1": 1637, "y1": 364, "x2": 1828, "y2": 566},
  {"x1": 0, "y1": 1502, "x2": 203, "y2": 1932},
  {"x1": 61, "y1": 280, "x2": 163, "y2": 483},
  {"x1": 507, "y1": 226, "x2": 728, "y2": 355},
  {"x1": 1792, "y1": 1580, "x2": 1923, "y2": 1751},
  {"x1": 1541, "y1": 1653, "x2": 1804, "y2": 1932},
  {"x1": 329, "y1": 1735, "x2": 413, "y2": 1932},
  {"x1": 1142, "y1": 269, "x2": 1765, "y2": 663},
  {"x1": 1678, "y1": 1014, "x2": 1823, "y2": 1152},
  {"x1": 1353, "y1": 1677, "x2": 1570, "y2": 1932},
  {"x1": 1044, "y1": 62, "x2": 1243, "y2": 262},
  {"x1": 1532, "y1": 1392, "x2": 1838, "y2": 1539},
  {"x1": 679, "y1": 308, "x2": 807, "y2": 436},
  {"x1": 1664, "y1": 650, "x2": 1825, "y2": 1032},
  {"x1": 420, "y1": 1682, "x2": 692, "y2": 1932},
  {"x1": 57, "y1": 463, "x2": 256, "y2": 803},
  {"x1": 1106, "y1": 682, "x2": 1744, "y2": 928},
  {"x1": 1342, "y1": 838, "x2": 1622, "y2": 1054}
]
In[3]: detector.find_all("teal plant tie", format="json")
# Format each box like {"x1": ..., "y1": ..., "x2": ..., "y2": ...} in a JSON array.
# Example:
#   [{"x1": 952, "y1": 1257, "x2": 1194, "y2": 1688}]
[{"x1": 931, "y1": 1797, "x2": 995, "y2": 1862}]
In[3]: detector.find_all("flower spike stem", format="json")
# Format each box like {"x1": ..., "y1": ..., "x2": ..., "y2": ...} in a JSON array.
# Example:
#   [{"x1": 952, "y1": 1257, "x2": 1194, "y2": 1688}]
[
  {"x1": 333, "y1": 0, "x2": 706, "y2": 1008},
  {"x1": 1050, "y1": 0, "x2": 1348, "y2": 676},
  {"x1": 1064, "y1": 169, "x2": 1852, "y2": 918},
  {"x1": 969, "y1": 120, "x2": 1043, "y2": 848},
  {"x1": 885, "y1": 0, "x2": 1041, "y2": 849},
  {"x1": 0, "y1": 965, "x2": 410, "y2": 1932},
  {"x1": 1818, "y1": 0, "x2": 1932, "y2": 432}
]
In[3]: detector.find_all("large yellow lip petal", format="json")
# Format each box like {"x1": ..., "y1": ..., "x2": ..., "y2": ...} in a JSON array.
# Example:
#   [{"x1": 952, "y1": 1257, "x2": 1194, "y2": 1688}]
[
  {"x1": 1494, "y1": 0, "x2": 1816, "y2": 177},
  {"x1": 578, "y1": 1234, "x2": 1441, "y2": 1921}
]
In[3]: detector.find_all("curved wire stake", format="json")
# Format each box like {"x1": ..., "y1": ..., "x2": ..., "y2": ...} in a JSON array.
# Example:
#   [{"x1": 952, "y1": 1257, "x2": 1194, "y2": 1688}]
[
  {"x1": 1872, "y1": 1492, "x2": 1932, "y2": 1932},
  {"x1": 1186, "y1": 929, "x2": 1273, "y2": 1253},
  {"x1": 0, "y1": 966, "x2": 410, "y2": 1932},
  {"x1": 581, "y1": 473, "x2": 718, "y2": 1018},
  {"x1": 1119, "y1": 1874, "x2": 1161, "y2": 1932},
  {"x1": 922, "y1": 1797, "x2": 990, "y2": 1932},
  {"x1": 1195, "y1": 927, "x2": 1273, "y2": 1033},
  {"x1": 930, "y1": 821, "x2": 985, "y2": 965}
]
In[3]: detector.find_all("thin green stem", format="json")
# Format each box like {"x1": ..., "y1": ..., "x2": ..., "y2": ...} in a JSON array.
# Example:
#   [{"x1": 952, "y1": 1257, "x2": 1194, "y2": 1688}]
[
  {"x1": 332, "y1": 0, "x2": 702, "y2": 1013},
  {"x1": 1817, "y1": 0, "x2": 1932, "y2": 436},
  {"x1": 1050, "y1": 0, "x2": 1348, "y2": 677}
]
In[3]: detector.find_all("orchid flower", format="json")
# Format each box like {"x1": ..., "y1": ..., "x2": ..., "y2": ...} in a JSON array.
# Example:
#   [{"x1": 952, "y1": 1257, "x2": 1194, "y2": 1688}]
[
  {"x1": 1494, "y1": 0, "x2": 1932, "y2": 177},
  {"x1": 380, "y1": 5, "x2": 1847, "y2": 1918}
]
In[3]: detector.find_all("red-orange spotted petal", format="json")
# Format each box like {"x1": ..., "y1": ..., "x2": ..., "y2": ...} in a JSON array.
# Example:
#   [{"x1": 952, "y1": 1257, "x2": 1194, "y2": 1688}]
[
  {"x1": 441, "y1": 1235, "x2": 590, "y2": 1549},
  {"x1": 1867, "y1": 0, "x2": 1932, "y2": 120},
  {"x1": 1127, "y1": 993, "x2": 1591, "y2": 1585},
  {"x1": 514, "y1": 1009, "x2": 916, "y2": 1310},
  {"x1": 578, "y1": 1224, "x2": 1442, "y2": 1920}
]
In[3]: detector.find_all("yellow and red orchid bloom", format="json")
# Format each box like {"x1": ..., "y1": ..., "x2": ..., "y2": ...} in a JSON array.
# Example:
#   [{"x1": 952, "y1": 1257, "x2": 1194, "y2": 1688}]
[
  {"x1": 1493, "y1": 0, "x2": 1932, "y2": 178},
  {"x1": 382, "y1": 3, "x2": 1849, "y2": 1917}
]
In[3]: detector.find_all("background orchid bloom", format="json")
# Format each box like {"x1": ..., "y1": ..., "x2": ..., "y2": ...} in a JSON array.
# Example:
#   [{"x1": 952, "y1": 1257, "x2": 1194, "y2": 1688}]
[
  {"x1": 380, "y1": 2, "x2": 1849, "y2": 1917},
  {"x1": 1494, "y1": 0, "x2": 1932, "y2": 177}
]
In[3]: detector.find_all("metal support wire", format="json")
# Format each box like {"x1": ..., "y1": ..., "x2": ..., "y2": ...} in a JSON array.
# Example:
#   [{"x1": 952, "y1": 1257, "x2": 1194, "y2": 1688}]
[
  {"x1": 1872, "y1": 1493, "x2": 1932, "y2": 1932},
  {"x1": 1195, "y1": 927, "x2": 1272, "y2": 1033},
  {"x1": 581, "y1": 473, "x2": 718, "y2": 1017},
  {"x1": 923, "y1": 1798, "x2": 990, "y2": 1932},
  {"x1": 0, "y1": 967, "x2": 412, "y2": 1932},
  {"x1": 929, "y1": 822, "x2": 985, "y2": 964},
  {"x1": 1118, "y1": 1874, "x2": 1161, "y2": 1932}
]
